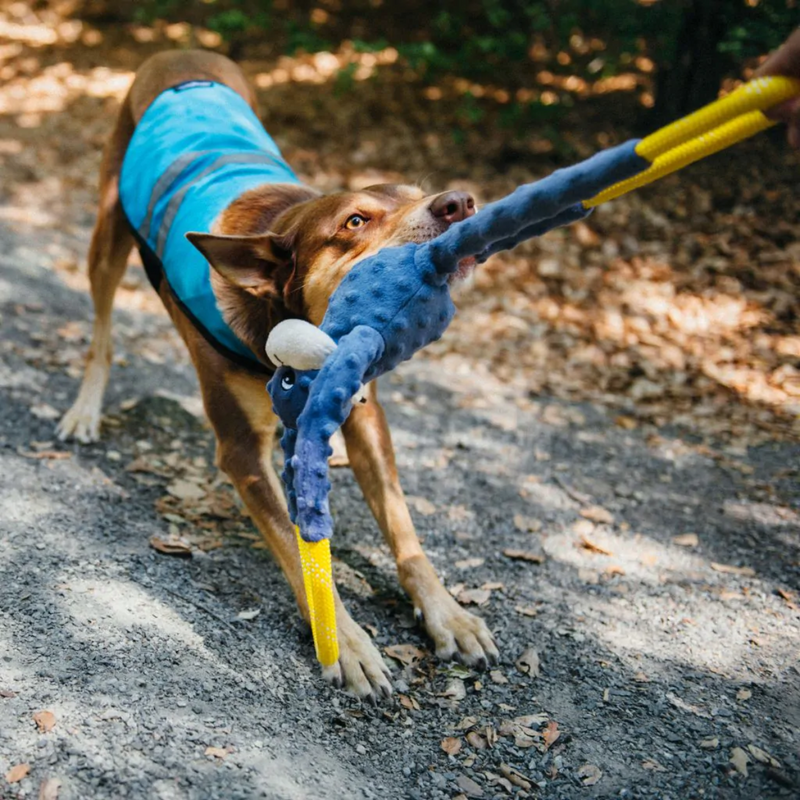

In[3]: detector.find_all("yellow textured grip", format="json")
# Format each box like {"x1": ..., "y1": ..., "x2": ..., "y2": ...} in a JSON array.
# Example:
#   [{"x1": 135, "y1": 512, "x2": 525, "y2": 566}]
[
  {"x1": 296, "y1": 527, "x2": 339, "y2": 667},
  {"x1": 584, "y1": 110, "x2": 775, "y2": 208},
  {"x1": 636, "y1": 75, "x2": 800, "y2": 161}
]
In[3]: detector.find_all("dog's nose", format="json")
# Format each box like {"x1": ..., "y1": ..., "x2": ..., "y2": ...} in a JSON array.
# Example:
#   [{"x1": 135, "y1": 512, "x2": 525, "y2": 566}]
[{"x1": 429, "y1": 191, "x2": 475, "y2": 224}]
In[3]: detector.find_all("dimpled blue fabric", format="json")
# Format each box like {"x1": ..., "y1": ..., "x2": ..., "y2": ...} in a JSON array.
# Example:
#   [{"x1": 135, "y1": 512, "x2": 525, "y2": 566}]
[{"x1": 271, "y1": 139, "x2": 650, "y2": 540}]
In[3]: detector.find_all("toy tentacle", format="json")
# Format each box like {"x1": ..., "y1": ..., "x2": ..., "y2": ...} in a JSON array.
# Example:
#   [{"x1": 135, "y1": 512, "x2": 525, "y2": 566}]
[
  {"x1": 279, "y1": 426, "x2": 299, "y2": 523},
  {"x1": 427, "y1": 139, "x2": 648, "y2": 275},
  {"x1": 475, "y1": 203, "x2": 592, "y2": 264},
  {"x1": 293, "y1": 325, "x2": 385, "y2": 542}
]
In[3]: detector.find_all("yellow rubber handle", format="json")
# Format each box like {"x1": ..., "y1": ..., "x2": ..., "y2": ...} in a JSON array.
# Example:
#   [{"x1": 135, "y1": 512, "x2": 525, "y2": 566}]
[
  {"x1": 585, "y1": 110, "x2": 775, "y2": 207},
  {"x1": 583, "y1": 75, "x2": 800, "y2": 209},
  {"x1": 636, "y1": 75, "x2": 800, "y2": 161},
  {"x1": 296, "y1": 527, "x2": 339, "y2": 667}
]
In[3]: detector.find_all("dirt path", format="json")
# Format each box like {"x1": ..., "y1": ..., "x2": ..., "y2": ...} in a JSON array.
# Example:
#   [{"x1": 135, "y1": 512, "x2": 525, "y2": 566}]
[{"x1": 1, "y1": 212, "x2": 798, "y2": 800}]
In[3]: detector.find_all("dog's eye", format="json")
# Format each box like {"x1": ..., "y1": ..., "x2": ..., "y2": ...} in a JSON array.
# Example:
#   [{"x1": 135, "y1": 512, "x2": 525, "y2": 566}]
[
  {"x1": 280, "y1": 370, "x2": 295, "y2": 391},
  {"x1": 344, "y1": 214, "x2": 368, "y2": 230}
]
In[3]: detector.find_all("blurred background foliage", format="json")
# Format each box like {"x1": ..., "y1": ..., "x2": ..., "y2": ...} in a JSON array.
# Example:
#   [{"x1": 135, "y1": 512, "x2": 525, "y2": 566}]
[{"x1": 71, "y1": 0, "x2": 798, "y2": 125}]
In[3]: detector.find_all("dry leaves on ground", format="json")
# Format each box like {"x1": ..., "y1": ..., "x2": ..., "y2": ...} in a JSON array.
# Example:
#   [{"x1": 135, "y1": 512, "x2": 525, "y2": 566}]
[
  {"x1": 39, "y1": 777, "x2": 61, "y2": 800},
  {"x1": 577, "y1": 764, "x2": 603, "y2": 785},
  {"x1": 6, "y1": 763, "x2": 30, "y2": 783},
  {"x1": 580, "y1": 506, "x2": 614, "y2": 524},
  {"x1": 149, "y1": 535, "x2": 193, "y2": 557},
  {"x1": 730, "y1": 747, "x2": 750, "y2": 777},
  {"x1": 33, "y1": 710, "x2": 56, "y2": 732},
  {"x1": 502, "y1": 549, "x2": 545, "y2": 564},
  {"x1": 515, "y1": 647, "x2": 541, "y2": 677},
  {"x1": 711, "y1": 562, "x2": 756, "y2": 577},
  {"x1": 673, "y1": 533, "x2": 699, "y2": 547},
  {"x1": 440, "y1": 736, "x2": 462, "y2": 756},
  {"x1": 578, "y1": 535, "x2": 614, "y2": 556},
  {"x1": 384, "y1": 643, "x2": 426, "y2": 667},
  {"x1": 204, "y1": 746, "x2": 228, "y2": 760}
]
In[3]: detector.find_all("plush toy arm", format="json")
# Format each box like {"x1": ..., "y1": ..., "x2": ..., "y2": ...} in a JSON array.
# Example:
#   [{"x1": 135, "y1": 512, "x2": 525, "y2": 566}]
[
  {"x1": 279, "y1": 426, "x2": 299, "y2": 522},
  {"x1": 475, "y1": 203, "x2": 591, "y2": 264},
  {"x1": 427, "y1": 139, "x2": 648, "y2": 276},
  {"x1": 293, "y1": 326, "x2": 385, "y2": 542}
]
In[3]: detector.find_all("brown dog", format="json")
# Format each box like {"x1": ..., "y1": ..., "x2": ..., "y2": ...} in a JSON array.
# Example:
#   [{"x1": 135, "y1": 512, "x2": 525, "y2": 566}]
[{"x1": 58, "y1": 49, "x2": 498, "y2": 700}]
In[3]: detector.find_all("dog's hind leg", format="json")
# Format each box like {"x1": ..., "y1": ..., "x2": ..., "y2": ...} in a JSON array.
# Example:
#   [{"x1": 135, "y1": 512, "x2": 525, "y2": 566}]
[{"x1": 59, "y1": 98, "x2": 135, "y2": 443}]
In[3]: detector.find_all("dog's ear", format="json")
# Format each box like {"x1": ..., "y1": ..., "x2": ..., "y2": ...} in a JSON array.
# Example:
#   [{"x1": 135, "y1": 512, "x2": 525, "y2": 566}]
[{"x1": 186, "y1": 231, "x2": 290, "y2": 297}]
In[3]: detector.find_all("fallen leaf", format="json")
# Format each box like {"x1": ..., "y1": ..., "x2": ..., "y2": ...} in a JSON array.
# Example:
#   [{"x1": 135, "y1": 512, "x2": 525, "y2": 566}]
[
  {"x1": 711, "y1": 562, "x2": 756, "y2": 577},
  {"x1": 441, "y1": 737, "x2": 462, "y2": 755},
  {"x1": 642, "y1": 759, "x2": 666, "y2": 771},
  {"x1": 699, "y1": 737, "x2": 719, "y2": 750},
  {"x1": 577, "y1": 764, "x2": 603, "y2": 785},
  {"x1": 440, "y1": 679, "x2": 466, "y2": 701},
  {"x1": 578, "y1": 535, "x2": 613, "y2": 556},
  {"x1": 38, "y1": 777, "x2": 61, "y2": 800},
  {"x1": 466, "y1": 731, "x2": 487, "y2": 749},
  {"x1": 514, "y1": 604, "x2": 538, "y2": 617},
  {"x1": 236, "y1": 608, "x2": 261, "y2": 621},
  {"x1": 542, "y1": 720, "x2": 560, "y2": 749},
  {"x1": 484, "y1": 772, "x2": 513, "y2": 792},
  {"x1": 455, "y1": 774, "x2": 484, "y2": 797},
  {"x1": 407, "y1": 496, "x2": 436, "y2": 516},
  {"x1": 513, "y1": 514, "x2": 542, "y2": 533},
  {"x1": 167, "y1": 479, "x2": 206, "y2": 502},
  {"x1": 30, "y1": 403, "x2": 61, "y2": 420},
  {"x1": 515, "y1": 647, "x2": 540, "y2": 677},
  {"x1": 502, "y1": 549, "x2": 545, "y2": 564},
  {"x1": 18, "y1": 450, "x2": 71, "y2": 460},
  {"x1": 776, "y1": 588, "x2": 797, "y2": 608},
  {"x1": 673, "y1": 533, "x2": 699, "y2": 547},
  {"x1": 457, "y1": 588, "x2": 491, "y2": 606},
  {"x1": 489, "y1": 670, "x2": 508, "y2": 685},
  {"x1": 730, "y1": 747, "x2": 750, "y2": 777},
  {"x1": 6, "y1": 763, "x2": 30, "y2": 783},
  {"x1": 736, "y1": 687, "x2": 752, "y2": 702},
  {"x1": 499, "y1": 763, "x2": 531, "y2": 790},
  {"x1": 615, "y1": 415, "x2": 638, "y2": 430},
  {"x1": 33, "y1": 710, "x2": 56, "y2": 733},
  {"x1": 580, "y1": 506, "x2": 613, "y2": 524},
  {"x1": 149, "y1": 535, "x2": 193, "y2": 556},
  {"x1": 455, "y1": 557, "x2": 485, "y2": 569},
  {"x1": 456, "y1": 716, "x2": 479, "y2": 730},
  {"x1": 1, "y1": 689, "x2": 17, "y2": 698},
  {"x1": 481, "y1": 581, "x2": 504, "y2": 591},
  {"x1": 398, "y1": 694, "x2": 420, "y2": 711},
  {"x1": 384, "y1": 643, "x2": 426, "y2": 666},
  {"x1": 747, "y1": 744, "x2": 781, "y2": 768},
  {"x1": 604, "y1": 565, "x2": 626, "y2": 577},
  {"x1": 572, "y1": 518, "x2": 596, "y2": 537},
  {"x1": 205, "y1": 746, "x2": 228, "y2": 760}
]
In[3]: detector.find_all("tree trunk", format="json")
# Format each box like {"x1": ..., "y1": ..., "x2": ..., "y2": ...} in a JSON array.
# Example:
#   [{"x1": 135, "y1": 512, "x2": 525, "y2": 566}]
[{"x1": 653, "y1": 0, "x2": 730, "y2": 125}]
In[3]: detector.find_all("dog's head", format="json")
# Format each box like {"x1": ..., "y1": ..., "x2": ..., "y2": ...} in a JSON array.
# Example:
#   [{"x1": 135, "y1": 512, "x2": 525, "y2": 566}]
[{"x1": 186, "y1": 183, "x2": 476, "y2": 352}]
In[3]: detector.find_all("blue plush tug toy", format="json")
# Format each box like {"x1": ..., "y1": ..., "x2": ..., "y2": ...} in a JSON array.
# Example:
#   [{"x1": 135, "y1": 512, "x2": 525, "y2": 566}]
[{"x1": 263, "y1": 76, "x2": 800, "y2": 667}]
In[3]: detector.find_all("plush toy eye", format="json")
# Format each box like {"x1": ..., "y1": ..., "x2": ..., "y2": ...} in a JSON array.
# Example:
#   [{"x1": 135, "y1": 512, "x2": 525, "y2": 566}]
[
  {"x1": 281, "y1": 370, "x2": 296, "y2": 391},
  {"x1": 344, "y1": 214, "x2": 368, "y2": 230}
]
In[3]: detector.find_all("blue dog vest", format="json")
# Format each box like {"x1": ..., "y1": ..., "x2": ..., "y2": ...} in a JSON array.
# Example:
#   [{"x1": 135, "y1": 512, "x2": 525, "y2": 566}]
[{"x1": 119, "y1": 81, "x2": 302, "y2": 371}]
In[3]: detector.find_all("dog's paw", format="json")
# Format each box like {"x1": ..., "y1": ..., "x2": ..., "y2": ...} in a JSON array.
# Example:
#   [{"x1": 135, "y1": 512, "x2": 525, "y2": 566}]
[
  {"x1": 415, "y1": 589, "x2": 499, "y2": 669},
  {"x1": 322, "y1": 609, "x2": 392, "y2": 703},
  {"x1": 57, "y1": 400, "x2": 102, "y2": 443}
]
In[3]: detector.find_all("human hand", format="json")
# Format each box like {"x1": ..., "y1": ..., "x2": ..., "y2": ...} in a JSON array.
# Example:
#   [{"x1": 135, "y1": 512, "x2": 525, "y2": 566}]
[{"x1": 754, "y1": 28, "x2": 800, "y2": 148}]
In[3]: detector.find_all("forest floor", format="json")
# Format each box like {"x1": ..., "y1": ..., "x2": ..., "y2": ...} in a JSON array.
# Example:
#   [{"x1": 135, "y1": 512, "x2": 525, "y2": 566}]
[{"x1": 0, "y1": 6, "x2": 799, "y2": 800}]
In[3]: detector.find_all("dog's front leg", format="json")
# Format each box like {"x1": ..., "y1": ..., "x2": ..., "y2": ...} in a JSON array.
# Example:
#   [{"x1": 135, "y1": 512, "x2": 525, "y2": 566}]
[
  {"x1": 342, "y1": 384, "x2": 499, "y2": 668},
  {"x1": 209, "y1": 369, "x2": 391, "y2": 700}
]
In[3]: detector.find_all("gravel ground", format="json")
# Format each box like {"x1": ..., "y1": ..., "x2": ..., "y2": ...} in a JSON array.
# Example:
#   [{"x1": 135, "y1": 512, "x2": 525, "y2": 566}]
[{"x1": 1, "y1": 218, "x2": 799, "y2": 800}]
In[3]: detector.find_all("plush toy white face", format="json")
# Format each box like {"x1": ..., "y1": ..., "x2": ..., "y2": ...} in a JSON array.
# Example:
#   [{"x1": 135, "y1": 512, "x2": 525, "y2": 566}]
[{"x1": 265, "y1": 318, "x2": 337, "y2": 371}]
